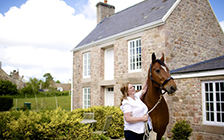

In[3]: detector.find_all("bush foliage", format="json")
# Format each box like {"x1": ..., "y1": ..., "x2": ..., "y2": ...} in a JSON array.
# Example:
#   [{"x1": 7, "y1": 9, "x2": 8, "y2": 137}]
[
  {"x1": 0, "y1": 80, "x2": 18, "y2": 96},
  {"x1": 0, "y1": 106, "x2": 124, "y2": 139},
  {"x1": 171, "y1": 120, "x2": 193, "y2": 140},
  {"x1": 0, "y1": 96, "x2": 13, "y2": 111}
]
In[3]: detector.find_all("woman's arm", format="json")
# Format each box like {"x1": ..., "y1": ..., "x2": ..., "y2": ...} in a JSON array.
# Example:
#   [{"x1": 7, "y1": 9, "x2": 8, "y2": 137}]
[
  {"x1": 141, "y1": 78, "x2": 148, "y2": 96},
  {"x1": 124, "y1": 112, "x2": 148, "y2": 123}
]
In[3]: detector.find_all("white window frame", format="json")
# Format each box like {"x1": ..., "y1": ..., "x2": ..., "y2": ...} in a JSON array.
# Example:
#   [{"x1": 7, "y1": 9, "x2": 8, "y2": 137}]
[
  {"x1": 133, "y1": 84, "x2": 142, "y2": 91},
  {"x1": 128, "y1": 38, "x2": 142, "y2": 73},
  {"x1": 83, "y1": 87, "x2": 91, "y2": 109},
  {"x1": 83, "y1": 52, "x2": 91, "y2": 78},
  {"x1": 202, "y1": 80, "x2": 224, "y2": 126}
]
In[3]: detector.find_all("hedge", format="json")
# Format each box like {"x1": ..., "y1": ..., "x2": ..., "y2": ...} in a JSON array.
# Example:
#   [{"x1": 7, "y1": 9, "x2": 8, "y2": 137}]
[
  {"x1": 0, "y1": 96, "x2": 13, "y2": 111},
  {"x1": 0, "y1": 106, "x2": 124, "y2": 139}
]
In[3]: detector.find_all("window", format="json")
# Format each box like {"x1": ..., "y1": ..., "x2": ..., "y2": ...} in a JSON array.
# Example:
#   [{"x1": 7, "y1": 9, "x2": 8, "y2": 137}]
[
  {"x1": 128, "y1": 38, "x2": 142, "y2": 72},
  {"x1": 83, "y1": 87, "x2": 91, "y2": 109},
  {"x1": 202, "y1": 81, "x2": 224, "y2": 126},
  {"x1": 83, "y1": 52, "x2": 90, "y2": 78},
  {"x1": 133, "y1": 84, "x2": 142, "y2": 91}
]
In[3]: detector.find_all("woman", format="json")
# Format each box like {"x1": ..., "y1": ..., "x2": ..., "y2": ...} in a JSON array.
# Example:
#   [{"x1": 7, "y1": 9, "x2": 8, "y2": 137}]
[{"x1": 120, "y1": 79, "x2": 151, "y2": 140}]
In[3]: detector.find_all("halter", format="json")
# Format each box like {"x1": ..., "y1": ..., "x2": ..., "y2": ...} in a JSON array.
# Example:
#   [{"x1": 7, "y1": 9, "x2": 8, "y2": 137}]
[{"x1": 150, "y1": 60, "x2": 174, "y2": 95}]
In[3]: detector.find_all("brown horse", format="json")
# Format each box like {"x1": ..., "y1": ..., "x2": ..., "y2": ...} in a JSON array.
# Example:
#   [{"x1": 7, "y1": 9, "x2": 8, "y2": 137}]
[{"x1": 141, "y1": 53, "x2": 177, "y2": 140}]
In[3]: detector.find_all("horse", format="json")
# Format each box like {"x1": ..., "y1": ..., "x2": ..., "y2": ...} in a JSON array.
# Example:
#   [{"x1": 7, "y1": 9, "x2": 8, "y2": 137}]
[{"x1": 141, "y1": 53, "x2": 177, "y2": 140}]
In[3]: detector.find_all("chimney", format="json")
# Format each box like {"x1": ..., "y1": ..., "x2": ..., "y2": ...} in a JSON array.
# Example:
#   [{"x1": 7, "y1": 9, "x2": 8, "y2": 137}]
[{"x1": 96, "y1": 0, "x2": 115, "y2": 24}]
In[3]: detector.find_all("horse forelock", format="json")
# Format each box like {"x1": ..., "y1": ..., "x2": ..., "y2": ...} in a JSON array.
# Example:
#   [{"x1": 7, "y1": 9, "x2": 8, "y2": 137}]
[{"x1": 155, "y1": 59, "x2": 165, "y2": 66}]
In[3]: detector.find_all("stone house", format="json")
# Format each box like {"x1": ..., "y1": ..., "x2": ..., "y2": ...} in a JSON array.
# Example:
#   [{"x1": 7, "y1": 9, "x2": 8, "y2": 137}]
[
  {"x1": 71, "y1": 0, "x2": 224, "y2": 139},
  {"x1": 0, "y1": 61, "x2": 25, "y2": 89}
]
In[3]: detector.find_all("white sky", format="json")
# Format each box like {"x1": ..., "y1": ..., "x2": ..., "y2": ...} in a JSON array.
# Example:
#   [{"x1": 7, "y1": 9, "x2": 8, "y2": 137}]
[{"x1": 0, "y1": 0, "x2": 223, "y2": 83}]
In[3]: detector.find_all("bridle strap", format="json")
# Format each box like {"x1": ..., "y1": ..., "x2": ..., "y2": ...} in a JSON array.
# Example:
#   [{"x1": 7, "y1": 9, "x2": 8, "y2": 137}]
[{"x1": 150, "y1": 63, "x2": 174, "y2": 95}]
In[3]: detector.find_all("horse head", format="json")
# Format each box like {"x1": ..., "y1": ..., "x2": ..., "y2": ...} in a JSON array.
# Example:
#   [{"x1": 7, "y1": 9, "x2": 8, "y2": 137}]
[{"x1": 149, "y1": 53, "x2": 177, "y2": 95}]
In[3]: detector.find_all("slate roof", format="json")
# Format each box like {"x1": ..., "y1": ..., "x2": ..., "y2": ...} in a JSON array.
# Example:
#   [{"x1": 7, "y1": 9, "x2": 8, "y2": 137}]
[
  {"x1": 74, "y1": 0, "x2": 177, "y2": 50},
  {"x1": 170, "y1": 55, "x2": 224, "y2": 74}
]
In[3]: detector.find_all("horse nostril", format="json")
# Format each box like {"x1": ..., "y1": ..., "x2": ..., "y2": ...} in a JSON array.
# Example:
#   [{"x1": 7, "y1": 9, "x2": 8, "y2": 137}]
[{"x1": 170, "y1": 86, "x2": 176, "y2": 91}]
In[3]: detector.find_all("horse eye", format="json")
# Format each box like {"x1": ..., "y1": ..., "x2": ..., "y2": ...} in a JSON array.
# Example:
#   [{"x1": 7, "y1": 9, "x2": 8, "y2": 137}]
[{"x1": 156, "y1": 69, "x2": 160, "y2": 73}]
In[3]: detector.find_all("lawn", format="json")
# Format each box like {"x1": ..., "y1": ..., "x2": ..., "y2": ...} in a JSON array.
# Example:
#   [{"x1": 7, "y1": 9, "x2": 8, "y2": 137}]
[{"x1": 13, "y1": 96, "x2": 71, "y2": 111}]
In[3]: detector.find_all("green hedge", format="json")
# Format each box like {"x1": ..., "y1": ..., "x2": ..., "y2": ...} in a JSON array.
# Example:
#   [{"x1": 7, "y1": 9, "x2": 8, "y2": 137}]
[
  {"x1": 0, "y1": 96, "x2": 13, "y2": 111},
  {"x1": 0, "y1": 106, "x2": 124, "y2": 139}
]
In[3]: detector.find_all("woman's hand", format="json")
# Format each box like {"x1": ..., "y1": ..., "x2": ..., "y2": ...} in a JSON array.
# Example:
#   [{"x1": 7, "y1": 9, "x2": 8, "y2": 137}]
[
  {"x1": 141, "y1": 114, "x2": 149, "y2": 122},
  {"x1": 124, "y1": 112, "x2": 149, "y2": 123}
]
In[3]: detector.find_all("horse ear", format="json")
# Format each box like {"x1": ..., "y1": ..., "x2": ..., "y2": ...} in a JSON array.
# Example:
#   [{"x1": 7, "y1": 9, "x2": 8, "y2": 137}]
[
  {"x1": 152, "y1": 53, "x2": 156, "y2": 63},
  {"x1": 160, "y1": 53, "x2": 164, "y2": 62}
]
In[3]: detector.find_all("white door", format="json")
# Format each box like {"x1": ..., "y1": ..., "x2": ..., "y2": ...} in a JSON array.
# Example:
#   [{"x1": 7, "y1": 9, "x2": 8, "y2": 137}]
[
  {"x1": 105, "y1": 87, "x2": 114, "y2": 106},
  {"x1": 104, "y1": 48, "x2": 114, "y2": 80}
]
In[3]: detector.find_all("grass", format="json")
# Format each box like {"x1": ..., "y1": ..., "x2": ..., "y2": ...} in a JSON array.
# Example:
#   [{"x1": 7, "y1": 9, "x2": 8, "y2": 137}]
[{"x1": 13, "y1": 96, "x2": 71, "y2": 111}]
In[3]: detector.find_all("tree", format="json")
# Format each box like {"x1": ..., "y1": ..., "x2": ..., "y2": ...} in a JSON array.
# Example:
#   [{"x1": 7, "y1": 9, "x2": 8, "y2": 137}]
[
  {"x1": 55, "y1": 80, "x2": 60, "y2": 83},
  {"x1": 0, "y1": 80, "x2": 18, "y2": 95},
  {"x1": 20, "y1": 78, "x2": 41, "y2": 96},
  {"x1": 43, "y1": 73, "x2": 54, "y2": 89}
]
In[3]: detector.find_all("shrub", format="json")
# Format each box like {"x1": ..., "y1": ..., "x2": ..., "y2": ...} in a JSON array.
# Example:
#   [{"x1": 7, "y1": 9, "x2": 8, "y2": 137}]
[
  {"x1": 0, "y1": 96, "x2": 13, "y2": 111},
  {"x1": 171, "y1": 120, "x2": 193, "y2": 140},
  {"x1": 0, "y1": 80, "x2": 18, "y2": 96},
  {"x1": 82, "y1": 106, "x2": 124, "y2": 138},
  {"x1": 0, "y1": 106, "x2": 124, "y2": 139}
]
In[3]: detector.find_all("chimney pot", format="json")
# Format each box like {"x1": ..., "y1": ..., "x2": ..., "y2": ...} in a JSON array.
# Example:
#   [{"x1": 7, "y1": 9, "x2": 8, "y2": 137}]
[{"x1": 104, "y1": 0, "x2": 107, "y2": 3}]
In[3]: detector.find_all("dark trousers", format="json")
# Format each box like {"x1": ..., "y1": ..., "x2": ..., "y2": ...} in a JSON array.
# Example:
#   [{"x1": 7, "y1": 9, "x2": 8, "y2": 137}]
[{"x1": 124, "y1": 130, "x2": 144, "y2": 140}]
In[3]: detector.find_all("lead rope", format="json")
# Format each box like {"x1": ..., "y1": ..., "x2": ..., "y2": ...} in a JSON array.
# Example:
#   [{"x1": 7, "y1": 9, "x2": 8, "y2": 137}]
[{"x1": 143, "y1": 95, "x2": 162, "y2": 140}]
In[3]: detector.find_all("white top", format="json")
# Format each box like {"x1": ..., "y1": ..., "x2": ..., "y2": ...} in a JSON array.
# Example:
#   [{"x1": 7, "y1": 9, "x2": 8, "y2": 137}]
[{"x1": 120, "y1": 91, "x2": 151, "y2": 134}]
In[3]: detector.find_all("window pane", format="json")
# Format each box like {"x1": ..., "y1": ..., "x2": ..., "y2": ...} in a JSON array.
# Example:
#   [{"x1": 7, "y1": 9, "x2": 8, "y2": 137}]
[
  {"x1": 210, "y1": 103, "x2": 214, "y2": 111},
  {"x1": 217, "y1": 113, "x2": 221, "y2": 122},
  {"x1": 222, "y1": 113, "x2": 224, "y2": 122},
  {"x1": 206, "y1": 93, "x2": 209, "y2": 101},
  {"x1": 206, "y1": 112, "x2": 210, "y2": 121},
  {"x1": 205, "y1": 83, "x2": 208, "y2": 91},
  {"x1": 209, "y1": 83, "x2": 213, "y2": 91},
  {"x1": 210, "y1": 93, "x2": 214, "y2": 101},
  {"x1": 211, "y1": 113, "x2": 214, "y2": 121},
  {"x1": 217, "y1": 103, "x2": 221, "y2": 111},
  {"x1": 216, "y1": 83, "x2": 219, "y2": 91},
  {"x1": 222, "y1": 103, "x2": 224, "y2": 112},
  {"x1": 221, "y1": 82, "x2": 224, "y2": 91},
  {"x1": 206, "y1": 103, "x2": 209, "y2": 111},
  {"x1": 216, "y1": 93, "x2": 220, "y2": 101},
  {"x1": 221, "y1": 93, "x2": 224, "y2": 101}
]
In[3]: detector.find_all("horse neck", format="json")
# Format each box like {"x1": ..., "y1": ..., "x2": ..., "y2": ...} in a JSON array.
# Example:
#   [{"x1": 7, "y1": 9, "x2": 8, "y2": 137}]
[{"x1": 143, "y1": 79, "x2": 161, "y2": 105}]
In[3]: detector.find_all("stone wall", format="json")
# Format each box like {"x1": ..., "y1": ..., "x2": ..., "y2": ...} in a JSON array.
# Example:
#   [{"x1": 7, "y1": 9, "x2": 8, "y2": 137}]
[
  {"x1": 165, "y1": 75, "x2": 224, "y2": 140},
  {"x1": 165, "y1": 0, "x2": 224, "y2": 70}
]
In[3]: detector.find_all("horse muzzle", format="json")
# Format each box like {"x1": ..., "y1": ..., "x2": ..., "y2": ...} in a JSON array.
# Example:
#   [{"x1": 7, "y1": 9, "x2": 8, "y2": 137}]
[{"x1": 164, "y1": 84, "x2": 177, "y2": 95}]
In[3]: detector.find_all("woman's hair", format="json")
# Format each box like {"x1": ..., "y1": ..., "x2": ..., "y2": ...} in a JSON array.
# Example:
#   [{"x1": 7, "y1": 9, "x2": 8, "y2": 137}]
[{"x1": 120, "y1": 83, "x2": 130, "y2": 106}]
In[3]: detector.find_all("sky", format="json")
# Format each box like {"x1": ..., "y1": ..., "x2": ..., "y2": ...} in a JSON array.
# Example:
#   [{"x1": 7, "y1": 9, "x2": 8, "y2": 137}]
[{"x1": 0, "y1": 0, "x2": 223, "y2": 83}]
